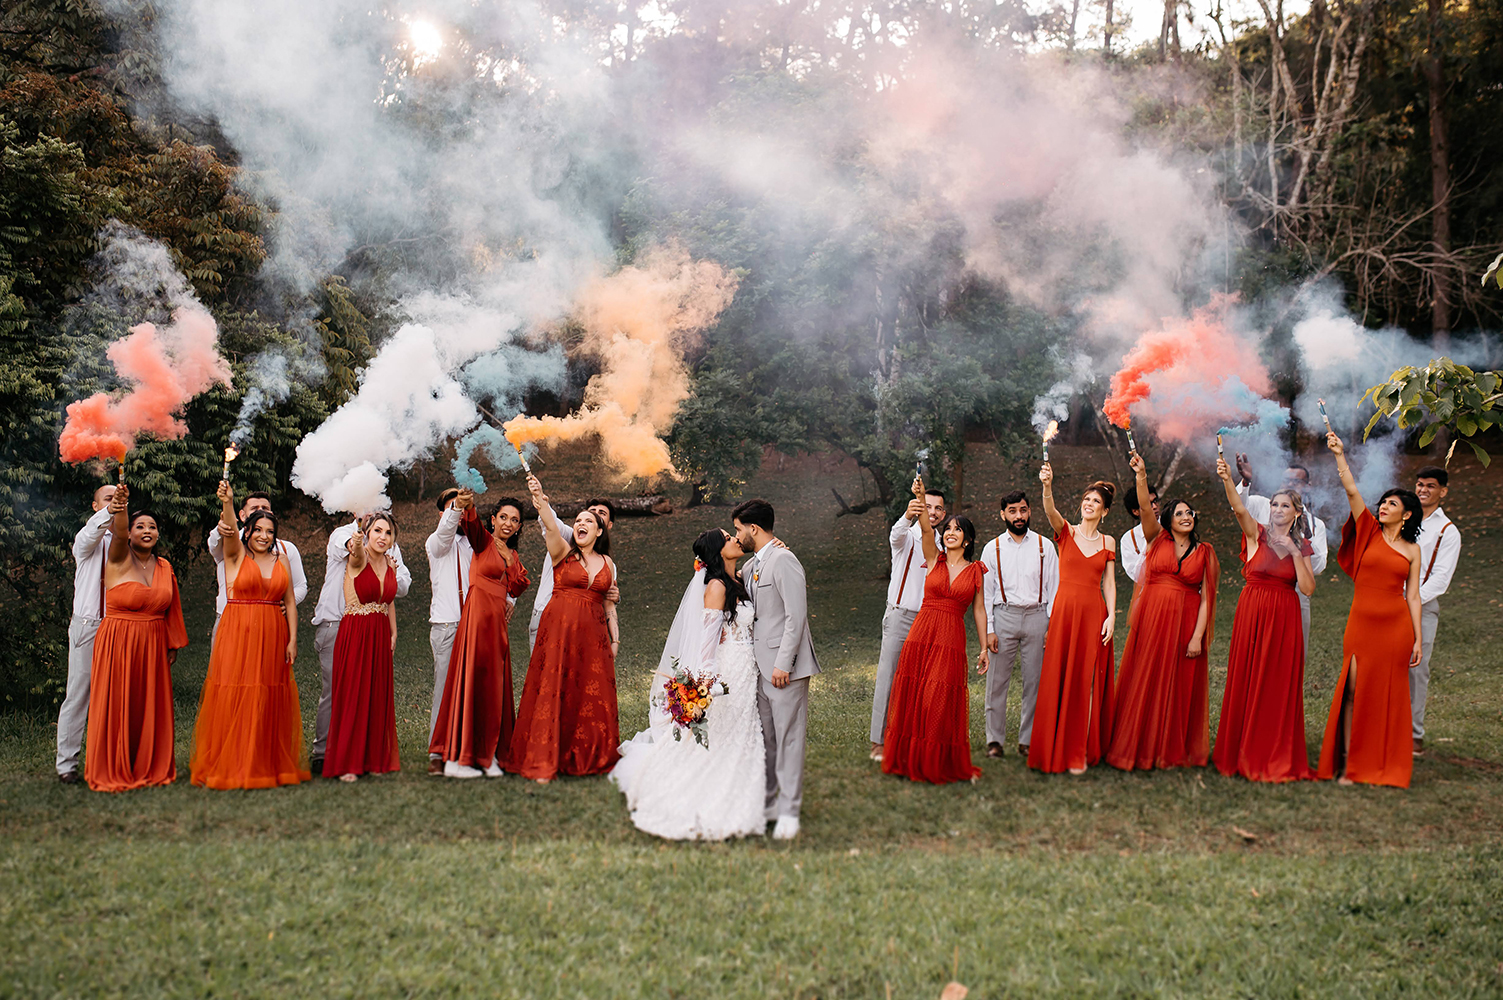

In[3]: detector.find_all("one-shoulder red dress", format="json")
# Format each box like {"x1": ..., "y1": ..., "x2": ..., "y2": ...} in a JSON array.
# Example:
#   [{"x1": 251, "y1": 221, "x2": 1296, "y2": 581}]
[
  {"x1": 1316, "y1": 510, "x2": 1416, "y2": 788},
  {"x1": 1029, "y1": 524, "x2": 1116, "y2": 773},
  {"x1": 882, "y1": 559, "x2": 985, "y2": 784},
  {"x1": 429, "y1": 507, "x2": 531, "y2": 768},
  {"x1": 1213, "y1": 526, "x2": 1313, "y2": 782},
  {"x1": 506, "y1": 555, "x2": 619, "y2": 781},
  {"x1": 324, "y1": 562, "x2": 400, "y2": 779}
]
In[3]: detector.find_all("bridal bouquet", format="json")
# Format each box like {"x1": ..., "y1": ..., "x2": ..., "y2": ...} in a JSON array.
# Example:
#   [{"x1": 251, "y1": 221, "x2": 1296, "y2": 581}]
[{"x1": 662, "y1": 657, "x2": 729, "y2": 749}]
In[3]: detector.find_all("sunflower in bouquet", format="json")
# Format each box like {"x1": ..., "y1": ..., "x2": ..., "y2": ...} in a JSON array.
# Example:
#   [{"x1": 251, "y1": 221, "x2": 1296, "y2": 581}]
[{"x1": 661, "y1": 657, "x2": 729, "y2": 748}]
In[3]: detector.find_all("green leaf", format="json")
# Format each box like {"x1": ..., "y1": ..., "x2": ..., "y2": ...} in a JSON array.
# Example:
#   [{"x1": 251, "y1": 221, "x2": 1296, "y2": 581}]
[
  {"x1": 1417, "y1": 423, "x2": 1441, "y2": 448},
  {"x1": 1467, "y1": 439, "x2": 1491, "y2": 468},
  {"x1": 1485, "y1": 251, "x2": 1503, "y2": 290}
]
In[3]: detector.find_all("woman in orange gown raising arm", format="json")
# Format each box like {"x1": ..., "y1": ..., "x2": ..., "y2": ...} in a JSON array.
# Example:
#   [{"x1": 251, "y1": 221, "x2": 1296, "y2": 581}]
[
  {"x1": 1211, "y1": 456, "x2": 1316, "y2": 782},
  {"x1": 1317, "y1": 433, "x2": 1423, "y2": 788},
  {"x1": 190, "y1": 480, "x2": 308, "y2": 789},
  {"x1": 85, "y1": 484, "x2": 188, "y2": 792},
  {"x1": 1106, "y1": 452, "x2": 1218, "y2": 772},
  {"x1": 1028, "y1": 464, "x2": 1117, "y2": 775}
]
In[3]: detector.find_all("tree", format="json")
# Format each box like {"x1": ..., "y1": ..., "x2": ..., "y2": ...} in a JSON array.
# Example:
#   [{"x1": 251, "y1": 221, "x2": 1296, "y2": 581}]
[{"x1": 1361, "y1": 358, "x2": 1501, "y2": 466}]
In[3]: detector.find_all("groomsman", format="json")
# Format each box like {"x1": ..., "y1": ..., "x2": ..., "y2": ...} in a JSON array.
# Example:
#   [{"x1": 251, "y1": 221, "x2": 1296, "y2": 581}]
[
  {"x1": 529, "y1": 497, "x2": 619, "y2": 652},
  {"x1": 869, "y1": 486, "x2": 946, "y2": 761},
  {"x1": 1235, "y1": 455, "x2": 1328, "y2": 652},
  {"x1": 979, "y1": 490, "x2": 1059, "y2": 758},
  {"x1": 207, "y1": 490, "x2": 308, "y2": 634},
  {"x1": 424, "y1": 488, "x2": 473, "y2": 776},
  {"x1": 1410, "y1": 465, "x2": 1461, "y2": 755},
  {"x1": 55, "y1": 485, "x2": 116, "y2": 783},
  {"x1": 1117, "y1": 481, "x2": 1159, "y2": 583},
  {"x1": 309, "y1": 515, "x2": 412, "y2": 774}
]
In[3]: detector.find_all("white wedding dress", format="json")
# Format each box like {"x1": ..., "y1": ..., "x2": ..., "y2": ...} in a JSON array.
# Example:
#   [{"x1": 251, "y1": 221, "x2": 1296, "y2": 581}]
[{"x1": 611, "y1": 600, "x2": 766, "y2": 841}]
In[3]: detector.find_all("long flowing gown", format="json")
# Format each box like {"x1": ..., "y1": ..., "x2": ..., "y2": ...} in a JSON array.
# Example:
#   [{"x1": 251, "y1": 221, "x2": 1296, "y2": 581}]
[
  {"x1": 1106, "y1": 532, "x2": 1219, "y2": 771},
  {"x1": 612, "y1": 602, "x2": 766, "y2": 839},
  {"x1": 84, "y1": 559, "x2": 187, "y2": 792},
  {"x1": 1029, "y1": 524, "x2": 1115, "y2": 773},
  {"x1": 1213, "y1": 526, "x2": 1314, "y2": 782},
  {"x1": 1317, "y1": 510, "x2": 1416, "y2": 788},
  {"x1": 190, "y1": 556, "x2": 310, "y2": 789},
  {"x1": 429, "y1": 508, "x2": 531, "y2": 768},
  {"x1": 881, "y1": 560, "x2": 985, "y2": 784},
  {"x1": 506, "y1": 555, "x2": 619, "y2": 780},
  {"x1": 324, "y1": 562, "x2": 400, "y2": 778}
]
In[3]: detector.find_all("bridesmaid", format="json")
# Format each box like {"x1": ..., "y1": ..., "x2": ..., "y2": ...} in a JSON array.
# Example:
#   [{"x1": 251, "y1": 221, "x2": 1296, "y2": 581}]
[
  {"x1": 430, "y1": 490, "x2": 531, "y2": 779},
  {"x1": 1105, "y1": 453, "x2": 1218, "y2": 772},
  {"x1": 190, "y1": 481, "x2": 309, "y2": 789},
  {"x1": 324, "y1": 512, "x2": 402, "y2": 782},
  {"x1": 506, "y1": 473, "x2": 620, "y2": 783},
  {"x1": 881, "y1": 475, "x2": 987, "y2": 785},
  {"x1": 1212, "y1": 456, "x2": 1315, "y2": 782},
  {"x1": 1029, "y1": 465, "x2": 1117, "y2": 775},
  {"x1": 1317, "y1": 432, "x2": 1423, "y2": 788},
  {"x1": 84, "y1": 484, "x2": 188, "y2": 792}
]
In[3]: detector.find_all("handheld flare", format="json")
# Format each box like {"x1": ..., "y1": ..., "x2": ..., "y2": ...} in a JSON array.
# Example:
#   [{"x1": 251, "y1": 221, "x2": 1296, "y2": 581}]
[
  {"x1": 1123, "y1": 419, "x2": 1138, "y2": 455},
  {"x1": 117, "y1": 458, "x2": 126, "y2": 485},
  {"x1": 1317, "y1": 398, "x2": 1332, "y2": 434},
  {"x1": 222, "y1": 442, "x2": 240, "y2": 481},
  {"x1": 507, "y1": 416, "x2": 532, "y2": 476},
  {"x1": 1216, "y1": 428, "x2": 1226, "y2": 459},
  {"x1": 1042, "y1": 420, "x2": 1059, "y2": 463},
  {"x1": 914, "y1": 447, "x2": 930, "y2": 482}
]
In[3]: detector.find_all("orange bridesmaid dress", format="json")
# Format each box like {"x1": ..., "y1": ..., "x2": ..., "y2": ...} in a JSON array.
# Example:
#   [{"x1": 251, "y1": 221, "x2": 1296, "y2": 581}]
[
  {"x1": 1028, "y1": 524, "x2": 1116, "y2": 773},
  {"x1": 1317, "y1": 510, "x2": 1416, "y2": 788},
  {"x1": 84, "y1": 560, "x2": 188, "y2": 792},
  {"x1": 190, "y1": 557, "x2": 310, "y2": 789}
]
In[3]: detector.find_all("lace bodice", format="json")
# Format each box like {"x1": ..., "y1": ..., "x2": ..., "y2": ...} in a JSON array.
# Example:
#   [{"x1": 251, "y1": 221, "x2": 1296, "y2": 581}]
[{"x1": 712, "y1": 601, "x2": 756, "y2": 646}]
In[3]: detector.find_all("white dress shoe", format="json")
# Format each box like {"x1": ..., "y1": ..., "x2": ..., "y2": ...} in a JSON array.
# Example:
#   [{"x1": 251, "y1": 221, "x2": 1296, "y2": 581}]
[
  {"x1": 483, "y1": 762, "x2": 504, "y2": 778},
  {"x1": 444, "y1": 761, "x2": 483, "y2": 779},
  {"x1": 771, "y1": 815, "x2": 800, "y2": 840}
]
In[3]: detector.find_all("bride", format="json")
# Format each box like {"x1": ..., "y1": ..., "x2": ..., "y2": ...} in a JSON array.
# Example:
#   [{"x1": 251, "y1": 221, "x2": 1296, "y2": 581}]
[{"x1": 611, "y1": 528, "x2": 765, "y2": 840}]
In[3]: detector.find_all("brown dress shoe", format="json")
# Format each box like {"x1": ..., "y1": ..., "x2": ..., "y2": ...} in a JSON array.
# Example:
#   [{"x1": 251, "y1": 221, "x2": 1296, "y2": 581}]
[
  {"x1": 428, "y1": 758, "x2": 445, "y2": 776},
  {"x1": 57, "y1": 771, "x2": 82, "y2": 785},
  {"x1": 985, "y1": 742, "x2": 1004, "y2": 758},
  {"x1": 1018, "y1": 744, "x2": 1029, "y2": 758},
  {"x1": 1413, "y1": 738, "x2": 1425, "y2": 756}
]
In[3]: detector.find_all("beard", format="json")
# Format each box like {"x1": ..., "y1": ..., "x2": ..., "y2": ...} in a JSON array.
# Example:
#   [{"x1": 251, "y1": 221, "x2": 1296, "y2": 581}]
[{"x1": 1006, "y1": 519, "x2": 1030, "y2": 536}]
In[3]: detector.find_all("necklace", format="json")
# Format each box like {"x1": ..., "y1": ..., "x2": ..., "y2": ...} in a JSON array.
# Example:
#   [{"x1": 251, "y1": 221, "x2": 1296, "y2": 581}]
[{"x1": 1077, "y1": 526, "x2": 1101, "y2": 541}]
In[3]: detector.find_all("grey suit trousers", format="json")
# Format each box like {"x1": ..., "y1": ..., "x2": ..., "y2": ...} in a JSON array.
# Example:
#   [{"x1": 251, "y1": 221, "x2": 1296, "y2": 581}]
[
  {"x1": 311, "y1": 620, "x2": 340, "y2": 758},
  {"x1": 870, "y1": 606, "x2": 917, "y2": 743},
  {"x1": 758, "y1": 674, "x2": 810, "y2": 820},
  {"x1": 986, "y1": 604, "x2": 1049, "y2": 747},
  {"x1": 1410, "y1": 599, "x2": 1441, "y2": 739},
  {"x1": 55, "y1": 615, "x2": 102, "y2": 774},
  {"x1": 429, "y1": 622, "x2": 459, "y2": 756}
]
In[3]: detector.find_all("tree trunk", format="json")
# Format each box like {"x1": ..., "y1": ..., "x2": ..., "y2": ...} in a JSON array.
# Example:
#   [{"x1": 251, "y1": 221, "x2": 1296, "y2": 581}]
[
  {"x1": 547, "y1": 496, "x2": 673, "y2": 519},
  {"x1": 1068, "y1": 0, "x2": 1081, "y2": 50},
  {"x1": 1104, "y1": 0, "x2": 1116, "y2": 55},
  {"x1": 1424, "y1": 0, "x2": 1453, "y2": 338}
]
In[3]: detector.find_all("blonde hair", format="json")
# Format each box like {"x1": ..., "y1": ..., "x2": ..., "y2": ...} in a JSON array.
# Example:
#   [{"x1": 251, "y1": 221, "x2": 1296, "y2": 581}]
[{"x1": 1269, "y1": 489, "x2": 1309, "y2": 541}]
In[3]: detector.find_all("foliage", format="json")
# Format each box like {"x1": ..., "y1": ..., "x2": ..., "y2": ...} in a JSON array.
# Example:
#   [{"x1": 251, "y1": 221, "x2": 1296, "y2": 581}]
[{"x1": 1362, "y1": 358, "x2": 1502, "y2": 467}]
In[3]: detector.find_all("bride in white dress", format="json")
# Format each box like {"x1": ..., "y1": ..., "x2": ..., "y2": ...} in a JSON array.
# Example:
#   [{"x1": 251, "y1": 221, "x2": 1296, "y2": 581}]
[{"x1": 611, "y1": 529, "x2": 765, "y2": 840}]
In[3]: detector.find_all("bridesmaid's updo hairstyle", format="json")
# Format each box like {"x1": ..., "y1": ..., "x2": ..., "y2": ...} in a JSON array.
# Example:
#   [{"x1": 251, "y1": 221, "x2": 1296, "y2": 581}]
[
  {"x1": 487, "y1": 498, "x2": 525, "y2": 551},
  {"x1": 692, "y1": 529, "x2": 750, "y2": 623},
  {"x1": 1083, "y1": 480, "x2": 1116, "y2": 510},
  {"x1": 360, "y1": 510, "x2": 398, "y2": 540},
  {"x1": 1378, "y1": 488, "x2": 1423, "y2": 543},
  {"x1": 241, "y1": 509, "x2": 280, "y2": 550},
  {"x1": 936, "y1": 514, "x2": 977, "y2": 562}
]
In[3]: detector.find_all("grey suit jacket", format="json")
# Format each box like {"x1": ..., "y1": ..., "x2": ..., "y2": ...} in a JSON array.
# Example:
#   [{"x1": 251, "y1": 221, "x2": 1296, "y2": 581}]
[{"x1": 742, "y1": 544, "x2": 821, "y2": 682}]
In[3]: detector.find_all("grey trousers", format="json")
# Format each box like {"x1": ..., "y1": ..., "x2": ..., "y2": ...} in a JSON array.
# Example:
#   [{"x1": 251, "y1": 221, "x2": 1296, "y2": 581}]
[
  {"x1": 986, "y1": 605, "x2": 1049, "y2": 747},
  {"x1": 528, "y1": 604, "x2": 543, "y2": 655},
  {"x1": 55, "y1": 615, "x2": 102, "y2": 774},
  {"x1": 758, "y1": 674, "x2": 810, "y2": 820},
  {"x1": 429, "y1": 622, "x2": 459, "y2": 757},
  {"x1": 870, "y1": 606, "x2": 918, "y2": 743},
  {"x1": 311, "y1": 620, "x2": 341, "y2": 758},
  {"x1": 1298, "y1": 591, "x2": 1311, "y2": 662},
  {"x1": 1410, "y1": 600, "x2": 1441, "y2": 739}
]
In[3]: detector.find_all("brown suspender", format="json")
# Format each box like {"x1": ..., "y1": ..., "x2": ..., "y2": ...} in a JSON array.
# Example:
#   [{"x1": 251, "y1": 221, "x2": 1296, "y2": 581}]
[
  {"x1": 98, "y1": 540, "x2": 107, "y2": 618},
  {"x1": 1130, "y1": 527, "x2": 1140, "y2": 554},
  {"x1": 1038, "y1": 533, "x2": 1045, "y2": 604},
  {"x1": 1422, "y1": 521, "x2": 1452, "y2": 584},
  {"x1": 457, "y1": 546, "x2": 466, "y2": 603},
  {"x1": 994, "y1": 534, "x2": 1047, "y2": 607},
  {"x1": 895, "y1": 543, "x2": 917, "y2": 605}
]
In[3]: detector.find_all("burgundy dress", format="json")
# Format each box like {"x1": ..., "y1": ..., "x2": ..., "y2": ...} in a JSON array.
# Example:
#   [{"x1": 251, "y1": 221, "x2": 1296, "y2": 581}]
[
  {"x1": 1213, "y1": 526, "x2": 1313, "y2": 782},
  {"x1": 882, "y1": 560, "x2": 986, "y2": 784},
  {"x1": 1029, "y1": 525, "x2": 1116, "y2": 773},
  {"x1": 429, "y1": 508, "x2": 531, "y2": 768},
  {"x1": 505, "y1": 555, "x2": 619, "y2": 780},
  {"x1": 324, "y1": 562, "x2": 400, "y2": 778}
]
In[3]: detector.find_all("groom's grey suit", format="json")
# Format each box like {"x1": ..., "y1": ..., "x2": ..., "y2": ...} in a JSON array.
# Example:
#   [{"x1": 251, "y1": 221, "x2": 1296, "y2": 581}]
[{"x1": 742, "y1": 542, "x2": 820, "y2": 820}]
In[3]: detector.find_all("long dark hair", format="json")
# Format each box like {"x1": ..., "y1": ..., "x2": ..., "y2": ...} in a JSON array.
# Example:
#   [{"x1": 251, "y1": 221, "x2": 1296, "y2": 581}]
[
  {"x1": 936, "y1": 514, "x2": 976, "y2": 562},
  {"x1": 1157, "y1": 499, "x2": 1201, "y2": 569},
  {"x1": 241, "y1": 509, "x2": 280, "y2": 552},
  {"x1": 565, "y1": 508, "x2": 611, "y2": 562},
  {"x1": 693, "y1": 529, "x2": 750, "y2": 624},
  {"x1": 487, "y1": 498, "x2": 524, "y2": 551},
  {"x1": 1378, "y1": 488, "x2": 1423, "y2": 543}
]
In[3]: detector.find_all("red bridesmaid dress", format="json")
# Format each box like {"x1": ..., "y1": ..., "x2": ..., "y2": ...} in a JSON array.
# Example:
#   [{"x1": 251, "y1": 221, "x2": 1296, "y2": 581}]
[
  {"x1": 1106, "y1": 533, "x2": 1218, "y2": 771},
  {"x1": 881, "y1": 559, "x2": 985, "y2": 784},
  {"x1": 1213, "y1": 526, "x2": 1313, "y2": 782},
  {"x1": 429, "y1": 507, "x2": 531, "y2": 768},
  {"x1": 1028, "y1": 525, "x2": 1116, "y2": 773},
  {"x1": 506, "y1": 555, "x2": 619, "y2": 780},
  {"x1": 1316, "y1": 510, "x2": 1416, "y2": 788},
  {"x1": 324, "y1": 562, "x2": 401, "y2": 778}
]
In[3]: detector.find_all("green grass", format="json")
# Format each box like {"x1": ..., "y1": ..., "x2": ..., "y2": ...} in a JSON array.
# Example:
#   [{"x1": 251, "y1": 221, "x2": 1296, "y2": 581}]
[{"x1": 3, "y1": 443, "x2": 1501, "y2": 997}]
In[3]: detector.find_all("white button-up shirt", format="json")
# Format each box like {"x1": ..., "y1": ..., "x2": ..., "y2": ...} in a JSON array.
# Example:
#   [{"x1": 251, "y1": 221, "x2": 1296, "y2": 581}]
[
  {"x1": 1118, "y1": 524, "x2": 1148, "y2": 582},
  {"x1": 71, "y1": 508, "x2": 113, "y2": 620},
  {"x1": 1237, "y1": 484, "x2": 1329, "y2": 576},
  {"x1": 886, "y1": 518, "x2": 942, "y2": 613},
  {"x1": 1417, "y1": 506, "x2": 1460, "y2": 605},
  {"x1": 425, "y1": 507, "x2": 473, "y2": 624},
  {"x1": 311, "y1": 521, "x2": 411, "y2": 625},
  {"x1": 979, "y1": 529, "x2": 1060, "y2": 633},
  {"x1": 207, "y1": 529, "x2": 308, "y2": 614}
]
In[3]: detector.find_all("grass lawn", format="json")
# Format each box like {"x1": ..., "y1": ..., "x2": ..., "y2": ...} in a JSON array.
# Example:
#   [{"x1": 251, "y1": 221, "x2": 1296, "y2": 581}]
[{"x1": 3, "y1": 443, "x2": 1501, "y2": 997}]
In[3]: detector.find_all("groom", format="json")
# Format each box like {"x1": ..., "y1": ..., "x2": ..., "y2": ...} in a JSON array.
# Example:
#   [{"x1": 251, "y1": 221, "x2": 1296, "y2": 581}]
[{"x1": 733, "y1": 498, "x2": 820, "y2": 841}]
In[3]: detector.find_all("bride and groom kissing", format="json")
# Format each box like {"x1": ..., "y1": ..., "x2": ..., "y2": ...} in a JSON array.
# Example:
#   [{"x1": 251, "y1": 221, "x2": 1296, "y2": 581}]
[{"x1": 611, "y1": 498, "x2": 820, "y2": 841}]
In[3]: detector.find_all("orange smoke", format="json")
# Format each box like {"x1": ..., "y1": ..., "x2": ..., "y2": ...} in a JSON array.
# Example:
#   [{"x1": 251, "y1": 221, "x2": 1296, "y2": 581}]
[
  {"x1": 504, "y1": 247, "x2": 738, "y2": 480},
  {"x1": 59, "y1": 307, "x2": 233, "y2": 464}
]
